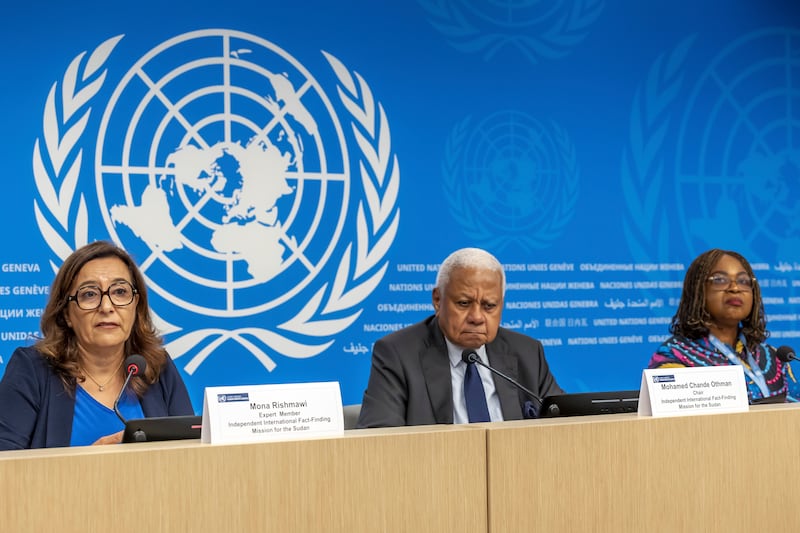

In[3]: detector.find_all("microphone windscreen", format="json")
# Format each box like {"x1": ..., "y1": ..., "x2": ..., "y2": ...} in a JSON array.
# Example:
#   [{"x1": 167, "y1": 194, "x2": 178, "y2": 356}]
[
  {"x1": 776, "y1": 346, "x2": 796, "y2": 363},
  {"x1": 523, "y1": 400, "x2": 539, "y2": 419},
  {"x1": 461, "y1": 349, "x2": 478, "y2": 364},
  {"x1": 125, "y1": 354, "x2": 147, "y2": 376}
]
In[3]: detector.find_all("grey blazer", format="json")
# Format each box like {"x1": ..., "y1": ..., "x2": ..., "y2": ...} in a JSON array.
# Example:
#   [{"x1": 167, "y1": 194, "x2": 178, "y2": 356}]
[{"x1": 357, "y1": 315, "x2": 563, "y2": 428}]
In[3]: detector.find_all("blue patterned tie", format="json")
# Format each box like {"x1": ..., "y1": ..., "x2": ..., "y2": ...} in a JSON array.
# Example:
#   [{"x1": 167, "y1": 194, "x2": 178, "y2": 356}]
[{"x1": 464, "y1": 361, "x2": 490, "y2": 423}]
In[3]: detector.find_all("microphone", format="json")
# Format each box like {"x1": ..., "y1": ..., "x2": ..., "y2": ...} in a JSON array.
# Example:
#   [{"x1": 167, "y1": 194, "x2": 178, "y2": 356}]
[
  {"x1": 777, "y1": 346, "x2": 797, "y2": 363},
  {"x1": 113, "y1": 354, "x2": 147, "y2": 424},
  {"x1": 461, "y1": 349, "x2": 544, "y2": 418}
]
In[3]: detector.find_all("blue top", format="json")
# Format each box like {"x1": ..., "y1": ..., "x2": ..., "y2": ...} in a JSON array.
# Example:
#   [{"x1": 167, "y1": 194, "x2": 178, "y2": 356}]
[
  {"x1": 70, "y1": 386, "x2": 145, "y2": 446},
  {"x1": 0, "y1": 346, "x2": 194, "y2": 450}
]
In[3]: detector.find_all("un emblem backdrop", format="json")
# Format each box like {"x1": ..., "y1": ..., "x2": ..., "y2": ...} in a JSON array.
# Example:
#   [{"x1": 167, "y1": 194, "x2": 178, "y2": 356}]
[{"x1": 1, "y1": 0, "x2": 799, "y2": 408}]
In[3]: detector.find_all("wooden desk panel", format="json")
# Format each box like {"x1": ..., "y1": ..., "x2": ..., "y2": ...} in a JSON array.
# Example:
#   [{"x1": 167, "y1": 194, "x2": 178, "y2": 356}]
[
  {"x1": 8, "y1": 406, "x2": 793, "y2": 533},
  {"x1": 486, "y1": 405, "x2": 800, "y2": 533},
  {"x1": 0, "y1": 425, "x2": 486, "y2": 533}
]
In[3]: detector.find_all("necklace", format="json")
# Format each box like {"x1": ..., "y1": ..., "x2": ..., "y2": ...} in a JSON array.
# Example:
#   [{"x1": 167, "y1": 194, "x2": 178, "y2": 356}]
[{"x1": 81, "y1": 358, "x2": 125, "y2": 392}]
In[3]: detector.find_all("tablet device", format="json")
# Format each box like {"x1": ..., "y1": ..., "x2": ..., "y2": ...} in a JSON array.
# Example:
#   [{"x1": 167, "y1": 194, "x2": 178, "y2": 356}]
[
  {"x1": 539, "y1": 390, "x2": 639, "y2": 418},
  {"x1": 122, "y1": 415, "x2": 202, "y2": 443},
  {"x1": 751, "y1": 392, "x2": 786, "y2": 404}
]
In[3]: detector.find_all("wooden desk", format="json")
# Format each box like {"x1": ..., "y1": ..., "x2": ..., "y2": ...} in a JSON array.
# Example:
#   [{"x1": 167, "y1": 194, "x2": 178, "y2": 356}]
[
  {"x1": 7, "y1": 405, "x2": 798, "y2": 532},
  {"x1": 485, "y1": 404, "x2": 800, "y2": 532},
  {"x1": 0, "y1": 425, "x2": 486, "y2": 533}
]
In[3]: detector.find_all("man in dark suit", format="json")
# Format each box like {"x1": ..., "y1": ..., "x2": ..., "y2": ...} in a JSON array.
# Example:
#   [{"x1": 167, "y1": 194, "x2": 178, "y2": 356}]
[{"x1": 357, "y1": 248, "x2": 562, "y2": 428}]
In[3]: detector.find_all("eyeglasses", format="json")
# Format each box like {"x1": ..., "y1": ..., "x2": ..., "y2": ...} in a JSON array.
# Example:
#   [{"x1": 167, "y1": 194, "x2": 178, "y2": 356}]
[
  {"x1": 67, "y1": 281, "x2": 138, "y2": 310},
  {"x1": 706, "y1": 274, "x2": 756, "y2": 291}
]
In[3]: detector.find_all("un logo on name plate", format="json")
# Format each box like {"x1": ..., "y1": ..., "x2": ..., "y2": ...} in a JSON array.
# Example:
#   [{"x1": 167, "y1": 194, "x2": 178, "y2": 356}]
[{"x1": 33, "y1": 29, "x2": 400, "y2": 372}]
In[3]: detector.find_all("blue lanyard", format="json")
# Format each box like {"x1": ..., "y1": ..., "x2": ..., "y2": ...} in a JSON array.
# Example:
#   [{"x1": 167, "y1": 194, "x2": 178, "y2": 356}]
[{"x1": 709, "y1": 333, "x2": 770, "y2": 397}]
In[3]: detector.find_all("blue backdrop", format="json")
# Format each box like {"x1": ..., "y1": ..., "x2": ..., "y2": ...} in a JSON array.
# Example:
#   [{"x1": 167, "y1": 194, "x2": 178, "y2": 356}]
[{"x1": 2, "y1": 0, "x2": 799, "y2": 412}]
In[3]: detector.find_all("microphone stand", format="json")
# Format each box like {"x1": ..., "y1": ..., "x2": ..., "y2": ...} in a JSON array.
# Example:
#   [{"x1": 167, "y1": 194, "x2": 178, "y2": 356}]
[{"x1": 462, "y1": 350, "x2": 544, "y2": 418}]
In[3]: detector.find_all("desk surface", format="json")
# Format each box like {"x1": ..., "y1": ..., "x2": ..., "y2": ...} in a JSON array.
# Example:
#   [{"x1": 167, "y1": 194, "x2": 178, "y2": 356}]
[
  {"x1": 4, "y1": 405, "x2": 799, "y2": 533},
  {"x1": 0, "y1": 424, "x2": 487, "y2": 533},
  {"x1": 485, "y1": 403, "x2": 800, "y2": 533}
]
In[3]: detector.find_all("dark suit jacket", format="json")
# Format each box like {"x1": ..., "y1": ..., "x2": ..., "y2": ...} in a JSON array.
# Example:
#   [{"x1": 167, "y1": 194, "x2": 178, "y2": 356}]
[
  {"x1": 0, "y1": 346, "x2": 194, "y2": 450},
  {"x1": 357, "y1": 315, "x2": 563, "y2": 428}
]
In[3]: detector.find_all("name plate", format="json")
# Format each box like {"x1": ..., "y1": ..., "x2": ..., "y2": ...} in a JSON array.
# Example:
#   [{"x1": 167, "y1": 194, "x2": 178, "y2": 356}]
[
  {"x1": 201, "y1": 381, "x2": 344, "y2": 444},
  {"x1": 638, "y1": 366, "x2": 749, "y2": 417}
]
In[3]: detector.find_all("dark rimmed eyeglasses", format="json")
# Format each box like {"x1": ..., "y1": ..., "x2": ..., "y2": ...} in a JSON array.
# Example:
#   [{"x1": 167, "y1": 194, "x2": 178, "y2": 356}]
[
  {"x1": 67, "y1": 281, "x2": 138, "y2": 310},
  {"x1": 706, "y1": 274, "x2": 755, "y2": 291}
]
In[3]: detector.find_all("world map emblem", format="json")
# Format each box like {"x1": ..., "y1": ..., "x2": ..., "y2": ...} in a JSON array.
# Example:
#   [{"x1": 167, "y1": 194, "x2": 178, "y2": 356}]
[
  {"x1": 442, "y1": 111, "x2": 579, "y2": 251},
  {"x1": 673, "y1": 28, "x2": 800, "y2": 261},
  {"x1": 622, "y1": 28, "x2": 800, "y2": 266},
  {"x1": 33, "y1": 30, "x2": 400, "y2": 373}
]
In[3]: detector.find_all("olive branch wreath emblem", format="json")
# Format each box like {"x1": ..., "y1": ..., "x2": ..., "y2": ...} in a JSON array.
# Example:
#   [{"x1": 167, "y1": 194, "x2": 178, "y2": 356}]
[
  {"x1": 418, "y1": 0, "x2": 604, "y2": 63},
  {"x1": 32, "y1": 33, "x2": 400, "y2": 374},
  {"x1": 621, "y1": 36, "x2": 694, "y2": 265}
]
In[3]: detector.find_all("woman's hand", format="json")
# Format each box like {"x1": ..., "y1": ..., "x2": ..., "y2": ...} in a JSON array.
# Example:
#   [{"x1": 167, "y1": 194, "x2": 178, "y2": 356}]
[{"x1": 92, "y1": 430, "x2": 124, "y2": 445}]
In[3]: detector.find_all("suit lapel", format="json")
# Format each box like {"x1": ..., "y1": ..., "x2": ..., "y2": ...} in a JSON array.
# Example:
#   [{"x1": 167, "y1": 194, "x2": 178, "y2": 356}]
[
  {"x1": 420, "y1": 317, "x2": 454, "y2": 424},
  {"x1": 486, "y1": 334, "x2": 523, "y2": 420}
]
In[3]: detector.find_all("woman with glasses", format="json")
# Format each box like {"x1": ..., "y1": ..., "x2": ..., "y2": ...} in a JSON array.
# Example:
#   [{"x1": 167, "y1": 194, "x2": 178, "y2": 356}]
[
  {"x1": 648, "y1": 248, "x2": 799, "y2": 403},
  {"x1": 0, "y1": 241, "x2": 193, "y2": 449}
]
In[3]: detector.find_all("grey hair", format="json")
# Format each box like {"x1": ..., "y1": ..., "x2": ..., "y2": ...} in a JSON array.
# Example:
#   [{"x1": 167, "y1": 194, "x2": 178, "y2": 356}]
[{"x1": 435, "y1": 248, "x2": 506, "y2": 294}]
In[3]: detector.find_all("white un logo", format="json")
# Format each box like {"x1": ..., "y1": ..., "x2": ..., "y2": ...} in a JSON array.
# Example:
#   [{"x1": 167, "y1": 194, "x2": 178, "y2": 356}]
[
  {"x1": 34, "y1": 29, "x2": 399, "y2": 372},
  {"x1": 95, "y1": 30, "x2": 350, "y2": 317}
]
